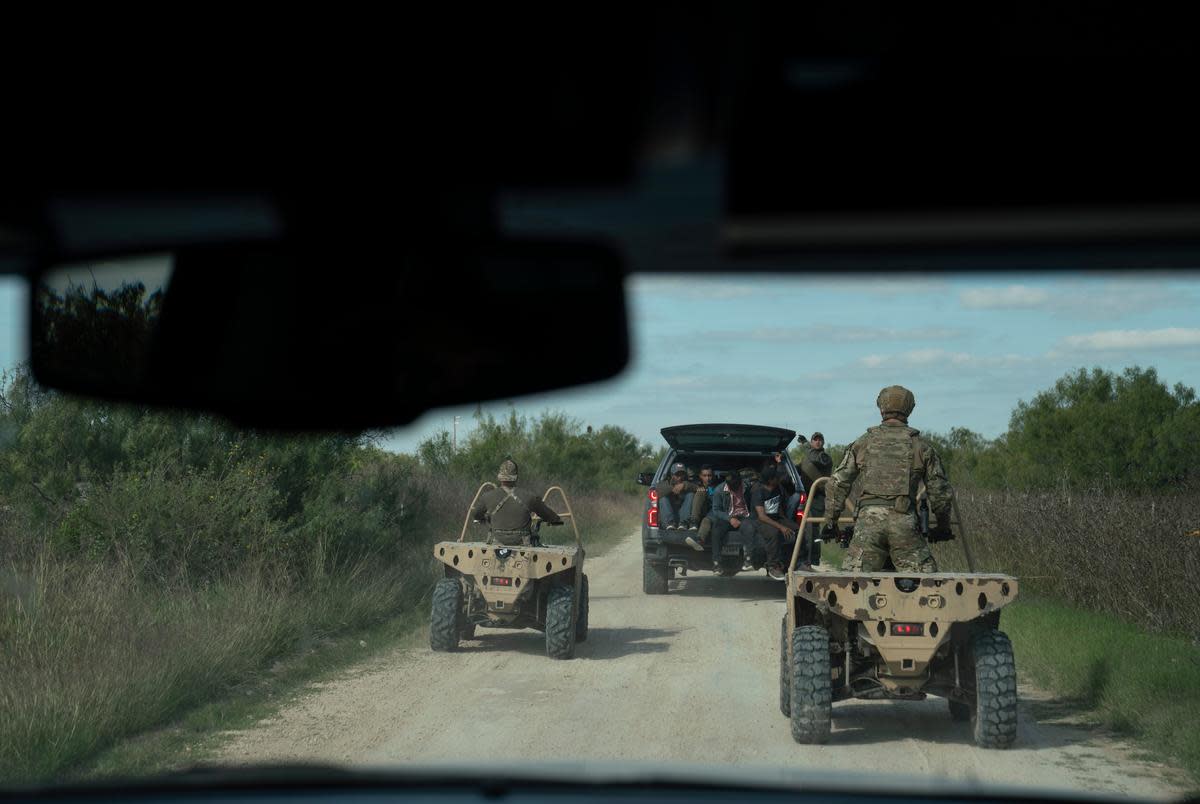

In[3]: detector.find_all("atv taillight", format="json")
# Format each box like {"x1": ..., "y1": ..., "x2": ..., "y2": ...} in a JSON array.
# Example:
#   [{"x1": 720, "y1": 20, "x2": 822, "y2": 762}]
[
  {"x1": 891, "y1": 622, "x2": 924, "y2": 636},
  {"x1": 794, "y1": 492, "x2": 807, "y2": 523}
]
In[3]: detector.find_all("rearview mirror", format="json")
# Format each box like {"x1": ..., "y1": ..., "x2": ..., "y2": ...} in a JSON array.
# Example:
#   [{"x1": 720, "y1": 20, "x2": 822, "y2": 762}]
[
  {"x1": 30, "y1": 239, "x2": 628, "y2": 430},
  {"x1": 636, "y1": 472, "x2": 653, "y2": 486}
]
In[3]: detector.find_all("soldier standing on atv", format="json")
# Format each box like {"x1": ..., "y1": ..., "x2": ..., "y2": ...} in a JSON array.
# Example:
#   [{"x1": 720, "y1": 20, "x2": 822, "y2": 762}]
[
  {"x1": 471, "y1": 457, "x2": 563, "y2": 545},
  {"x1": 822, "y1": 386, "x2": 954, "y2": 573}
]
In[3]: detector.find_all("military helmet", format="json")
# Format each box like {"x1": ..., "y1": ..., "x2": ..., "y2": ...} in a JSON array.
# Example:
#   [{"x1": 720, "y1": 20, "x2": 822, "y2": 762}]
[
  {"x1": 497, "y1": 456, "x2": 519, "y2": 482},
  {"x1": 876, "y1": 385, "x2": 916, "y2": 420}
]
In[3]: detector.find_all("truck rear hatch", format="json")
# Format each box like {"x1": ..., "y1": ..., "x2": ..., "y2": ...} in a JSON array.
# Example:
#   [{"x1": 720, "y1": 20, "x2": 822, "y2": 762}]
[{"x1": 660, "y1": 423, "x2": 795, "y2": 453}]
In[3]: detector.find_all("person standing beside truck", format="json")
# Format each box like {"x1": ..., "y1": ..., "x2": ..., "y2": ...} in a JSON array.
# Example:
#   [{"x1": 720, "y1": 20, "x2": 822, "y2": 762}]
[
  {"x1": 788, "y1": 431, "x2": 832, "y2": 567},
  {"x1": 822, "y1": 386, "x2": 954, "y2": 573}
]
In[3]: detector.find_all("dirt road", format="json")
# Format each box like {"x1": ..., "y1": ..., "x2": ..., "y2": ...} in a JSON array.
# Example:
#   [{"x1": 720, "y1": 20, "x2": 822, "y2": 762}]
[{"x1": 222, "y1": 531, "x2": 1187, "y2": 798}]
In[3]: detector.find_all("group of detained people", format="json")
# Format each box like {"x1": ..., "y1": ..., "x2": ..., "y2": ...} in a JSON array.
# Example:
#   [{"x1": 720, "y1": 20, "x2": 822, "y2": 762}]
[{"x1": 654, "y1": 432, "x2": 833, "y2": 580}]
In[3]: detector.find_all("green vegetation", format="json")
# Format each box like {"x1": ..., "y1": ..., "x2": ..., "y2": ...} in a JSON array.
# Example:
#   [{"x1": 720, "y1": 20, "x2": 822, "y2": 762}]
[
  {"x1": 1003, "y1": 597, "x2": 1200, "y2": 786},
  {"x1": 0, "y1": 357, "x2": 645, "y2": 783},
  {"x1": 417, "y1": 408, "x2": 659, "y2": 495},
  {"x1": 925, "y1": 366, "x2": 1200, "y2": 491}
]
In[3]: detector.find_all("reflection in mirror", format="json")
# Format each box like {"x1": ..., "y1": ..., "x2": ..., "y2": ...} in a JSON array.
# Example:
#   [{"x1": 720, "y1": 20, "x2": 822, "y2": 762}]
[{"x1": 32, "y1": 254, "x2": 173, "y2": 394}]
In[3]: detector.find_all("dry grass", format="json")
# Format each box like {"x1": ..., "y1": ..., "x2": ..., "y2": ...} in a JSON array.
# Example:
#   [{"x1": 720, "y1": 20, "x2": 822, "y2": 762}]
[
  {"x1": 0, "y1": 475, "x2": 640, "y2": 785},
  {"x1": 932, "y1": 484, "x2": 1200, "y2": 639}
]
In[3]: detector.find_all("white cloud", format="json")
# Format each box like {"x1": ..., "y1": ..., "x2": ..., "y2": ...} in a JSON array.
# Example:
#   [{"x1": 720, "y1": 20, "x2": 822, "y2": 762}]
[
  {"x1": 959, "y1": 280, "x2": 1194, "y2": 318},
  {"x1": 1057, "y1": 327, "x2": 1200, "y2": 351},
  {"x1": 698, "y1": 326, "x2": 964, "y2": 343},
  {"x1": 960, "y1": 285, "x2": 1050, "y2": 309},
  {"x1": 856, "y1": 349, "x2": 1032, "y2": 370}
]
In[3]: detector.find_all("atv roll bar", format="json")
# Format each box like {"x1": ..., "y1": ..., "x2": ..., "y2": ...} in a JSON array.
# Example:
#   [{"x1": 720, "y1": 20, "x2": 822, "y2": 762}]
[
  {"x1": 786, "y1": 477, "x2": 976, "y2": 573},
  {"x1": 458, "y1": 482, "x2": 580, "y2": 547},
  {"x1": 459, "y1": 482, "x2": 497, "y2": 542},
  {"x1": 539, "y1": 486, "x2": 581, "y2": 547}
]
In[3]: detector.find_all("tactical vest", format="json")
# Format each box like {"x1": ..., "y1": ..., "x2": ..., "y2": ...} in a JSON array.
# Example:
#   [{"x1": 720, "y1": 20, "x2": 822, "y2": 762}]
[{"x1": 858, "y1": 425, "x2": 925, "y2": 512}]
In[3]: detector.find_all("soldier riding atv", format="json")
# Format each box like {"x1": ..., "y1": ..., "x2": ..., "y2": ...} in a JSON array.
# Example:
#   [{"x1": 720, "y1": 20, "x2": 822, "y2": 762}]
[
  {"x1": 778, "y1": 386, "x2": 1019, "y2": 748},
  {"x1": 430, "y1": 459, "x2": 588, "y2": 659}
]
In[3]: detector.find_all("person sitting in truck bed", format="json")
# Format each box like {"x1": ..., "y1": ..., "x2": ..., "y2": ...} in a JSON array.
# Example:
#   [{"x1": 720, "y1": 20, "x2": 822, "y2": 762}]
[
  {"x1": 683, "y1": 464, "x2": 718, "y2": 552},
  {"x1": 752, "y1": 466, "x2": 796, "y2": 579},
  {"x1": 707, "y1": 471, "x2": 759, "y2": 570},
  {"x1": 655, "y1": 462, "x2": 699, "y2": 530}
]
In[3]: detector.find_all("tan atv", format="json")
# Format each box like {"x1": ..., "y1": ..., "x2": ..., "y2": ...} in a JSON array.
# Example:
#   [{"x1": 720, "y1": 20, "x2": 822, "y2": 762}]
[
  {"x1": 779, "y1": 477, "x2": 1019, "y2": 748},
  {"x1": 430, "y1": 484, "x2": 587, "y2": 659}
]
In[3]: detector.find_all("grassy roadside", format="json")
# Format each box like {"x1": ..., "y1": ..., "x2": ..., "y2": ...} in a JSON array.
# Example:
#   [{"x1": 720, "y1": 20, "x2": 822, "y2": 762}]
[
  {"x1": 818, "y1": 540, "x2": 1199, "y2": 788},
  {"x1": 4, "y1": 491, "x2": 641, "y2": 785},
  {"x1": 1005, "y1": 597, "x2": 1200, "y2": 788}
]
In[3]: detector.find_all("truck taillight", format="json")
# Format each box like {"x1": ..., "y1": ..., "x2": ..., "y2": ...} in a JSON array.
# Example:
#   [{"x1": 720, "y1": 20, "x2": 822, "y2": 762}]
[
  {"x1": 649, "y1": 488, "x2": 658, "y2": 502},
  {"x1": 794, "y1": 492, "x2": 807, "y2": 523},
  {"x1": 648, "y1": 507, "x2": 658, "y2": 527}
]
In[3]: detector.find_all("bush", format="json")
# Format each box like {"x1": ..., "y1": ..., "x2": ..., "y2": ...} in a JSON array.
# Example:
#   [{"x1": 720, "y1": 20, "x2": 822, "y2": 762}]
[{"x1": 416, "y1": 409, "x2": 656, "y2": 495}]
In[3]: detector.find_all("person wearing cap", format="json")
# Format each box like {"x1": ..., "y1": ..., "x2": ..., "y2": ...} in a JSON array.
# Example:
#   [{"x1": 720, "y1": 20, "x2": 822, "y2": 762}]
[
  {"x1": 655, "y1": 463, "x2": 699, "y2": 530},
  {"x1": 823, "y1": 386, "x2": 955, "y2": 572},
  {"x1": 751, "y1": 466, "x2": 795, "y2": 579},
  {"x1": 471, "y1": 456, "x2": 564, "y2": 545},
  {"x1": 787, "y1": 431, "x2": 833, "y2": 567}
]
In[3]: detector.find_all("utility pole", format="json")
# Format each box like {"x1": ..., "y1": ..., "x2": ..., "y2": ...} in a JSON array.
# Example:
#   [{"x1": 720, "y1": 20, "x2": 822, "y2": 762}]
[{"x1": 452, "y1": 416, "x2": 461, "y2": 452}]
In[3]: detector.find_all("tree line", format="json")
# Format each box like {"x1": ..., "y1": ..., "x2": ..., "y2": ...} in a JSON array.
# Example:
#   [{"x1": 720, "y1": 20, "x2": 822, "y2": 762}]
[{"x1": 824, "y1": 367, "x2": 1199, "y2": 492}]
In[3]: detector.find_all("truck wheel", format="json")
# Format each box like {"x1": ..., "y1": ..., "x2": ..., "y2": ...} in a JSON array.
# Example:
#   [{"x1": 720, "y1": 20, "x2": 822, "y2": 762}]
[
  {"x1": 972, "y1": 629, "x2": 1018, "y2": 748},
  {"x1": 575, "y1": 574, "x2": 590, "y2": 642},
  {"x1": 545, "y1": 583, "x2": 577, "y2": 659},
  {"x1": 430, "y1": 578, "x2": 462, "y2": 652},
  {"x1": 779, "y1": 616, "x2": 791, "y2": 717},
  {"x1": 789, "y1": 625, "x2": 832, "y2": 744},
  {"x1": 643, "y1": 559, "x2": 669, "y2": 594}
]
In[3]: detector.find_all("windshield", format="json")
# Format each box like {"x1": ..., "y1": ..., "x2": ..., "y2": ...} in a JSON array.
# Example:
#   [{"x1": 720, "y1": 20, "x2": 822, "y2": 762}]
[{"x1": 1, "y1": 269, "x2": 1198, "y2": 800}]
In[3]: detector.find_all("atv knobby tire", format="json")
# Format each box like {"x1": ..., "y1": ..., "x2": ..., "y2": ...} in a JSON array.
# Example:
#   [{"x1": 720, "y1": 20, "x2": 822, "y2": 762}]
[
  {"x1": 789, "y1": 625, "x2": 832, "y2": 744},
  {"x1": 779, "y1": 616, "x2": 791, "y2": 717},
  {"x1": 430, "y1": 578, "x2": 463, "y2": 652},
  {"x1": 972, "y1": 629, "x2": 1018, "y2": 748},
  {"x1": 545, "y1": 583, "x2": 577, "y2": 659},
  {"x1": 575, "y1": 574, "x2": 590, "y2": 642},
  {"x1": 643, "y1": 559, "x2": 670, "y2": 595}
]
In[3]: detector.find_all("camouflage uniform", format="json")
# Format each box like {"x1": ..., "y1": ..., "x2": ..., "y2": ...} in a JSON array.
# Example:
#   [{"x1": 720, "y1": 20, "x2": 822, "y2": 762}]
[
  {"x1": 471, "y1": 458, "x2": 563, "y2": 545},
  {"x1": 824, "y1": 386, "x2": 954, "y2": 573}
]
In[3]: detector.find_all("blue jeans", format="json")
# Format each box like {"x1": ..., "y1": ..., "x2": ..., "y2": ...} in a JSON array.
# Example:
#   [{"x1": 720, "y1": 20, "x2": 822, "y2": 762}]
[{"x1": 659, "y1": 492, "x2": 695, "y2": 526}]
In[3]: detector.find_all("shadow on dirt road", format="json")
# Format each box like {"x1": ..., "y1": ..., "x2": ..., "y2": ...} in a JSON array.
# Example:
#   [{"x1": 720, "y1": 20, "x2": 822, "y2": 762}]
[{"x1": 466, "y1": 625, "x2": 680, "y2": 659}]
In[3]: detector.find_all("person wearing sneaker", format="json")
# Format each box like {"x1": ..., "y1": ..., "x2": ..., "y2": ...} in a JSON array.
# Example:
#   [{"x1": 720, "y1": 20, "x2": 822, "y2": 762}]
[
  {"x1": 655, "y1": 463, "x2": 698, "y2": 530},
  {"x1": 684, "y1": 464, "x2": 717, "y2": 552},
  {"x1": 708, "y1": 471, "x2": 758, "y2": 569},
  {"x1": 753, "y1": 466, "x2": 796, "y2": 579}
]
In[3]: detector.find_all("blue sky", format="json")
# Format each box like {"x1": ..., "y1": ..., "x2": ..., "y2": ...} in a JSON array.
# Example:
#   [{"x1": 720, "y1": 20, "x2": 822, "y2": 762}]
[
  {"x1": 375, "y1": 271, "x2": 1200, "y2": 452},
  {"x1": 1, "y1": 271, "x2": 1196, "y2": 451}
]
